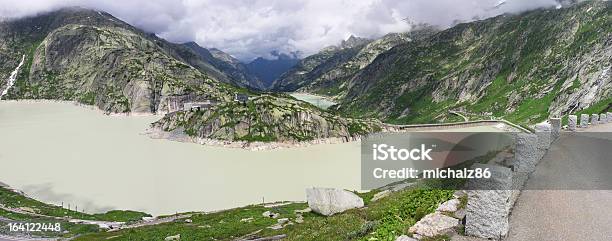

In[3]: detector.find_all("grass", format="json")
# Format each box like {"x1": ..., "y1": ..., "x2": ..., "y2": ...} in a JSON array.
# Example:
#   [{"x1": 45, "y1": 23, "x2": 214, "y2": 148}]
[
  {"x1": 0, "y1": 187, "x2": 150, "y2": 223},
  {"x1": 74, "y1": 203, "x2": 309, "y2": 241},
  {"x1": 0, "y1": 207, "x2": 100, "y2": 238},
  {"x1": 561, "y1": 97, "x2": 612, "y2": 125}
]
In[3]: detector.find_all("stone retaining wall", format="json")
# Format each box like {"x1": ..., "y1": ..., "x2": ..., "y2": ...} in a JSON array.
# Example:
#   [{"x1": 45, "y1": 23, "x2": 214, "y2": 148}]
[{"x1": 464, "y1": 120, "x2": 555, "y2": 240}]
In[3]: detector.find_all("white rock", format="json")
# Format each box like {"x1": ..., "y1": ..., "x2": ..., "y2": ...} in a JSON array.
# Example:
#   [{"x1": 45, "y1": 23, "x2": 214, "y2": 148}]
[
  {"x1": 240, "y1": 217, "x2": 254, "y2": 222},
  {"x1": 306, "y1": 187, "x2": 364, "y2": 216},
  {"x1": 608, "y1": 112, "x2": 612, "y2": 123},
  {"x1": 395, "y1": 235, "x2": 419, "y2": 241},
  {"x1": 580, "y1": 114, "x2": 590, "y2": 128},
  {"x1": 568, "y1": 115, "x2": 577, "y2": 131},
  {"x1": 262, "y1": 211, "x2": 279, "y2": 218},
  {"x1": 164, "y1": 234, "x2": 180, "y2": 241},
  {"x1": 600, "y1": 114, "x2": 607, "y2": 124},
  {"x1": 294, "y1": 207, "x2": 311, "y2": 213},
  {"x1": 436, "y1": 199, "x2": 460, "y2": 212},
  {"x1": 371, "y1": 190, "x2": 391, "y2": 202},
  {"x1": 408, "y1": 212, "x2": 459, "y2": 237},
  {"x1": 184, "y1": 219, "x2": 192, "y2": 223},
  {"x1": 277, "y1": 218, "x2": 289, "y2": 224},
  {"x1": 268, "y1": 224, "x2": 283, "y2": 230}
]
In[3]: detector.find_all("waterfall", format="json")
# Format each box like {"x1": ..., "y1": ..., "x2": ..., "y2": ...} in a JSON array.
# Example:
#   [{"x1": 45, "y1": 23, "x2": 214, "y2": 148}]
[{"x1": 0, "y1": 54, "x2": 26, "y2": 100}]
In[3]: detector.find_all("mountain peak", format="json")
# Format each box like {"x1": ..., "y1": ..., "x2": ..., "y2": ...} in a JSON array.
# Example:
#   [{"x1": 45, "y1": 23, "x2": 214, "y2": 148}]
[{"x1": 340, "y1": 35, "x2": 370, "y2": 49}]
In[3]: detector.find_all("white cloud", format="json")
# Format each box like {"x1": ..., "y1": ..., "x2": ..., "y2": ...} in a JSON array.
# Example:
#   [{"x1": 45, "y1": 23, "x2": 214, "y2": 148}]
[{"x1": 0, "y1": 0, "x2": 561, "y2": 61}]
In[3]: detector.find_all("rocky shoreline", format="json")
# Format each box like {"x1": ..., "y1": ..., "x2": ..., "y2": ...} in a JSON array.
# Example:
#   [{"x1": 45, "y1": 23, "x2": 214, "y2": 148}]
[{"x1": 145, "y1": 126, "x2": 363, "y2": 151}]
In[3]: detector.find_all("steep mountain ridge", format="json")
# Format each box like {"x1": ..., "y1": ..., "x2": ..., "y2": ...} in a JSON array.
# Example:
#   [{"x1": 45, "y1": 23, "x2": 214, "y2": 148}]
[
  {"x1": 270, "y1": 36, "x2": 372, "y2": 92},
  {"x1": 0, "y1": 8, "x2": 379, "y2": 143},
  {"x1": 182, "y1": 42, "x2": 263, "y2": 89},
  {"x1": 333, "y1": 1, "x2": 611, "y2": 124}
]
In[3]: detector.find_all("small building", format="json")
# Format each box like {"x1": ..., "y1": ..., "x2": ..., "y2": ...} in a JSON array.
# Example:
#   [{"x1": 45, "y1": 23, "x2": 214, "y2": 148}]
[
  {"x1": 183, "y1": 100, "x2": 216, "y2": 112},
  {"x1": 234, "y1": 93, "x2": 249, "y2": 103}
]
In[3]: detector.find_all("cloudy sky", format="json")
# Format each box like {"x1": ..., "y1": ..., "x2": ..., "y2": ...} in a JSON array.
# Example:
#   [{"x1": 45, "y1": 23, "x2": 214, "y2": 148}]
[{"x1": 0, "y1": 0, "x2": 563, "y2": 61}]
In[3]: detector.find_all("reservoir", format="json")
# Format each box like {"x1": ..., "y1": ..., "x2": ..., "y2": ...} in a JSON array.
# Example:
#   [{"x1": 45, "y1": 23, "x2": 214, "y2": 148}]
[
  {"x1": 0, "y1": 101, "x2": 361, "y2": 215},
  {"x1": 290, "y1": 93, "x2": 337, "y2": 109},
  {"x1": 0, "y1": 101, "x2": 506, "y2": 216}
]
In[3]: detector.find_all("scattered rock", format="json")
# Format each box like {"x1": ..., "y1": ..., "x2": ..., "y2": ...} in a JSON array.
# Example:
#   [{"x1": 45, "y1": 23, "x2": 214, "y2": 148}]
[
  {"x1": 600, "y1": 113, "x2": 607, "y2": 124},
  {"x1": 240, "y1": 217, "x2": 254, "y2": 223},
  {"x1": 164, "y1": 234, "x2": 180, "y2": 241},
  {"x1": 262, "y1": 211, "x2": 279, "y2": 218},
  {"x1": 18, "y1": 207, "x2": 36, "y2": 213},
  {"x1": 294, "y1": 207, "x2": 311, "y2": 214},
  {"x1": 295, "y1": 214, "x2": 304, "y2": 224},
  {"x1": 371, "y1": 190, "x2": 391, "y2": 202},
  {"x1": 184, "y1": 219, "x2": 192, "y2": 223},
  {"x1": 306, "y1": 188, "x2": 364, "y2": 216},
  {"x1": 277, "y1": 218, "x2": 289, "y2": 225},
  {"x1": 268, "y1": 224, "x2": 283, "y2": 230},
  {"x1": 408, "y1": 212, "x2": 459, "y2": 238},
  {"x1": 395, "y1": 235, "x2": 419, "y2": 241},
  {"x1": 436, "y1": 199, "x2": 460, "y2": 212}
]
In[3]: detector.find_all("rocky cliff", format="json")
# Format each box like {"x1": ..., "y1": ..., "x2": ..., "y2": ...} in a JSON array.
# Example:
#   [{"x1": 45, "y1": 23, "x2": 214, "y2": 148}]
[
  {"x1": 153, "y1": 94, "x2": 382, "y2": 143},
  {"x1": 270, "y1": 36, "x2": 372, "y2": 92},
  {"x1": 0, "y1": 8, "x2": 382, "y2": 143},
  {"x1": 327, "y1": 1, "x2": 611, "y2": 125},
  {"x1": 0, "y1": 8, "x2": 260, "y2": 113}
]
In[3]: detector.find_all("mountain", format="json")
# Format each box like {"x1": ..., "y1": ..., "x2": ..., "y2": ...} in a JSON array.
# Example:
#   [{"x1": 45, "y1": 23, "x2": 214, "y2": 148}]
[
  {"x1": 312, "y1": 1, "x2": 610, "y2": 125},
  {"x1": 270, "y1": 36, "x2": 372, "y2": 92},
  {"x1": 269, "y1": 32, "x2": 440, "y2": 96},
  {"x1": 245, "y1": 51, "x2": 300, "y2": 88},
  {"x1": 0, "y1": 7, "x2": 378, "y2": 143},
  {"x1": 0, "y1": 7, "x2": 242, "y2": 113},
  {"x1": 181, "y1": 42, "x2": 264, "y2": 89}
]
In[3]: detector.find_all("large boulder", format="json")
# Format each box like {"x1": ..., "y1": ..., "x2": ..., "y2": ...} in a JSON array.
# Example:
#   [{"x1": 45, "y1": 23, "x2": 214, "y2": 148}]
[
  {"x1": 408, "y1": 212, "x2": 459, "y2": 238},
  {"x1": 600, "y1": 114, "x2": 607, "y2": 124},
  {"x1": 568, "y1": 115, "x2": 577, "y2": 131},
  {"x1": 306, "y1": 188, "x2": 364, "y2": 216},
  {"x1": 608, "y1": 112, "x2": 612, "y2": 123}
]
